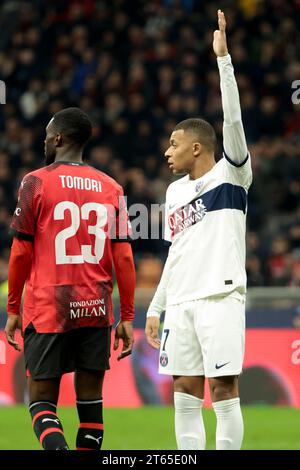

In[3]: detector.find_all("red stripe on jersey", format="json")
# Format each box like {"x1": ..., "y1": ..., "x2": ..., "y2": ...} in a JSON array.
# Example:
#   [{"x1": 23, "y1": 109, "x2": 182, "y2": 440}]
[
  {"x1": 76, "y1": 447, "x2": 94, "y2": 451},
  {"x1": 32, "y1": 410, "x2": 57, "y2": 427},
  {"x1": 79, "y1": 423, "x2": 104, "y2": 430}
]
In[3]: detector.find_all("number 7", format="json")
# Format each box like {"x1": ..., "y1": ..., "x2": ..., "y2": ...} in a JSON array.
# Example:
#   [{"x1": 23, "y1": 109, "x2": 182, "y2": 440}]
[{"x1": 162, "y1": 329, "x2": 170, "y2": 351}]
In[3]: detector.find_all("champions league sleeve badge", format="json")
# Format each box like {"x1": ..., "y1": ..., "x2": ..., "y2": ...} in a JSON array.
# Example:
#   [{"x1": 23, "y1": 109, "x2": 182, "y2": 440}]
[{"x1": 195, "y1": 181, "x2": 204, "y2": 193}]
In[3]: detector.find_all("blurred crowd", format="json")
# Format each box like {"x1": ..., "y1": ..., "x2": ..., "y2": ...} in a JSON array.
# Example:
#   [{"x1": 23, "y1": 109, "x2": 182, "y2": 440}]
[{"x1": 0, "y1": 0, "x2": 300, "y2": 297}]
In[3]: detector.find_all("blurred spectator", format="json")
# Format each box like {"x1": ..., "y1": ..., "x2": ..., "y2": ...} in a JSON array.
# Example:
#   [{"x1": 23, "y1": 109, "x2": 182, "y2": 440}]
[
  {"x1": 0, "y1": 0, "x2": 299, "y2": 287},
  {"x1": 267, "y1": 236, "x2": 293, "y2": 286},
  {"x1": 136, "y1": 255, "x2": 164, "y2": 288}
]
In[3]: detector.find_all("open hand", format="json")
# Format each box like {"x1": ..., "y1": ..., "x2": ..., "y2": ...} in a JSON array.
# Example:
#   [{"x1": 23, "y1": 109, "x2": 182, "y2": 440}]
[
  {"x1": 5, "y1": 315, "x2": 22, "y2": 351},
  {"x1": 145, "y1": 316, "x2": 161, "y2": 350},
  {"x1": 213, "y1": 10, "x2": 228, "y2": 57},
  {"x1": 114, "y1": 320, "x2": 134, "y2": 360}
]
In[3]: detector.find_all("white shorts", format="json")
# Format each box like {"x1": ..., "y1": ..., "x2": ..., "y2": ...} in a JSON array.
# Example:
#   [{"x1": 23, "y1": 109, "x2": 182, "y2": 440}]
[{"x1": 158, "y1": 295, "x2": 245, "y2": 377}]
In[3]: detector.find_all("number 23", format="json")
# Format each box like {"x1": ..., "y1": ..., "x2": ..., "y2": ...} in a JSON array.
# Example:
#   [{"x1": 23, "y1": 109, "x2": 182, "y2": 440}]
[{"x1": 54, "y1": 201, "x2": 107, "y2": 265}]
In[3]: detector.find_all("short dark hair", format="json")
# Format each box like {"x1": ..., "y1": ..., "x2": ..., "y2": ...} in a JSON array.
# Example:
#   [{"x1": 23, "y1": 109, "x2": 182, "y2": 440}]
[
  {"x1": 174, "y1": 118, "x2": 216, "y2": 152},
  {"x1": 52, "y1": 107, "x2": 92, "y2": 147}
]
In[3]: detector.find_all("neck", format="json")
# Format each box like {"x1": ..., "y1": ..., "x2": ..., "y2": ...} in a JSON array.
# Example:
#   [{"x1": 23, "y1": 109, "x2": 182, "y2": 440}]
[
  {"x1": 189, "y1": 154, "x2": 215, "y2": 180},
  {"x1": 55, "y1": 147, "x2": 83, "y2": 164}
]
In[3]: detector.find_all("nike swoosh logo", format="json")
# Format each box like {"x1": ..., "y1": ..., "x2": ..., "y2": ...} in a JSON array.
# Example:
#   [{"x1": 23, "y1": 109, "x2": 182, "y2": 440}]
[
  {"x1": 85, "y1": 434, "x2": 102, "y2": 444},
  {"x1": 215, "y1": 361, "x2": 231, "y2": 369}
]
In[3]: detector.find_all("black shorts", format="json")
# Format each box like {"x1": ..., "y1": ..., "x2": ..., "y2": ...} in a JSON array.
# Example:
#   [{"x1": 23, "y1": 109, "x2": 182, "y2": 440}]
[{"x1": 24, "y1": 324, "x2": 111, "y2": 380}]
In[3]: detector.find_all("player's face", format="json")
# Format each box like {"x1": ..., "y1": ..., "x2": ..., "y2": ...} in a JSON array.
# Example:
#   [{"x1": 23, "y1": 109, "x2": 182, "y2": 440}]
[
  {"x1": 44, "y1": 120, "x2": 57, "y2": 165},
  {"x1": 165, "y1": 129, "x2": 195, "y2": 175}
]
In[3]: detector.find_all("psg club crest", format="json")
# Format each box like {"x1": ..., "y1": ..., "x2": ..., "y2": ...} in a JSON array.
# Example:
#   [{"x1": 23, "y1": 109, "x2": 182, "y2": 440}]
[
  {"x1": 160, "y1": 352, "x2": 168, "y2": 367},
  {"x1": 195, "y1": 181, "x2": 204, "y2": 193}
]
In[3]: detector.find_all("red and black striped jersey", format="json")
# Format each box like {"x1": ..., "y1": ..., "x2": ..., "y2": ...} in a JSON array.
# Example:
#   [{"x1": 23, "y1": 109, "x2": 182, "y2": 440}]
[{"x1": 11, "y1": 161, "x2": 131, "y2": 333}]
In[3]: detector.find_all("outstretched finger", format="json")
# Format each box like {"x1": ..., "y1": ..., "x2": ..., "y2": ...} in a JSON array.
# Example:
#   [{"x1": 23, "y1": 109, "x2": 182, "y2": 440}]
[
  {"x1": 218, "y1": 10, "x2": 226, "y2": 32},
  {"x1": 117, "y1": 347, "x2": 132, "y2": 361}
]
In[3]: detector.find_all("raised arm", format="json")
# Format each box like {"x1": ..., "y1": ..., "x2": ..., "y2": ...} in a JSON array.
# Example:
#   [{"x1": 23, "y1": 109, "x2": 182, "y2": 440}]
[{"x1": 213, "y1": 10, "x2": 248, "y2": 165}]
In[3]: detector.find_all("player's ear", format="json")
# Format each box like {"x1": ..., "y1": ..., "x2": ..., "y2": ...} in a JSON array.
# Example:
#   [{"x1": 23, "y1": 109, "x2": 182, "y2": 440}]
[
  {"x1": 193, "y1": 142, "x2": 201, "y2": 157},
  {"x1": 54, "y1": 133, "x2": 63, "y2": 147}
]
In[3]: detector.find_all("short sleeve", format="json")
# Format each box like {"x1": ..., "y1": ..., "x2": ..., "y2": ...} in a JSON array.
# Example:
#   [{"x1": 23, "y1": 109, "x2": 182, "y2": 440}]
[
  {"x1": 223, "y1": 151, "x2": 252, "y2": 190},
  {"x1": 10, "y1": 174, "x2": 43, "y2": 239}
]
